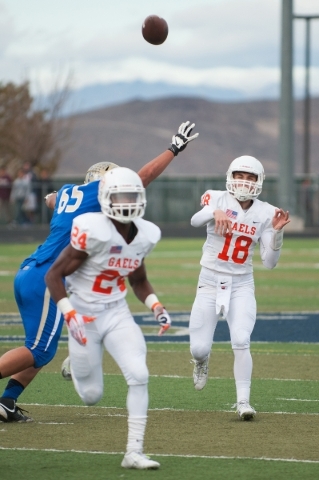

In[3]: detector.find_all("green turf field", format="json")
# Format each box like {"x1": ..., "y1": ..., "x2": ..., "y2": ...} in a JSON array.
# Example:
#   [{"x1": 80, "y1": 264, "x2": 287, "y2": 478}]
[
  {"x1": 0, "y1": 238, "x2": 318, "y2": 479},
  {"x1": 0, "y1": 238, "x2": 318, "y2": 313},
  {"x1": 0, "y1": 343, "x2": 318, "y2": 480}
]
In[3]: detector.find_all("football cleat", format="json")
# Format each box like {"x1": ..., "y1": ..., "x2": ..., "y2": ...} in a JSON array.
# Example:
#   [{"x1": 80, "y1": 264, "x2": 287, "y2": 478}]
[
  {"x1": 235, "y1": 401, "x2": 256, "y2": 421},
  {"x1": 0, "y1": 398, "x2": 33, "y2": 422},
  {"x1": 191, "y1": 354, "x2": 210, "y2": 391},
  {"x1": 61, "y1": 356, "x2": 72, "y2": 381},
  {"x1": 121, "y1": 452, "x2": 160, "y2": 470}
]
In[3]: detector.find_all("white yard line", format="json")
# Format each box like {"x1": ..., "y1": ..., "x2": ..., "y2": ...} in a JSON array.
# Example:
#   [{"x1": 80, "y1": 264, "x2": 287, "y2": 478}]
[
  {"x1": 0, "y1": 446, "x2": 318, "y2": 463},
  {"x1": 43, "y1": 371, "x2": 319, "y2": 381},
  {"x1": 277, "y1": 398, "x2": 319, "y2": 402},
  {"x1": 16, "y1": 403, "x2": 319, "y2": 416}
]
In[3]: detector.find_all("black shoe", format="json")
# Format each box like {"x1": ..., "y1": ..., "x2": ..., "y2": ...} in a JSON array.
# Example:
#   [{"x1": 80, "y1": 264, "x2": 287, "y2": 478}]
[{"x1": 0, "y1": 397, "x2": 33, "y2": 422}]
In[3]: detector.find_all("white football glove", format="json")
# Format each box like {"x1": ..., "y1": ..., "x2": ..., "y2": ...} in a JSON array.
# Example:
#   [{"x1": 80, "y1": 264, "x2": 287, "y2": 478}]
[
  {"x1": 153, "y1": 305, "x2": 172, "y2": 336},
  {"x1": 64, "y1": 310, "x2": 95, "y2": 346},
  {"x1": 168, "y1": 121, "x2": 199, "y2": 156}
]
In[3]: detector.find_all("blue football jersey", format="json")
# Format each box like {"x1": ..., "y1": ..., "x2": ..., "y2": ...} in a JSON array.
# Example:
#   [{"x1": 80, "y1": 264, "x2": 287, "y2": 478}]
[{"x1": 25, "y1": 181, "x2": 101, "y2": 265}]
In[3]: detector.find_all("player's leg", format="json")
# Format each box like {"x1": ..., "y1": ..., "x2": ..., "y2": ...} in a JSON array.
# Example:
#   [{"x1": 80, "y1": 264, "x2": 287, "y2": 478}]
[
  {"x1": 0, "y1": 265, "x2": 38, "y2": 376},
  {"x1": 13, "y1": 261, "x2": 65, "y2": 368},
  {"x1": 0, "y1": 348, "x2": 34, "y2": 378},
  {"x1": 103, "y1": 302, "x2": 159, "y2": 470},
  {"x1": 189, "y1": 281, "x2": 218, "y2": 390},
  {"x1": 68, "y1": 321, "x2": 104, "y2": 406},
  {"x1": 0, "y1": 261, "x2": 64, "y2": 422},
  {"x1": 4, "y1": 367, "x2": 43, "y2": 396},
  {"x1": 227, "y1": 279, "x2": 256, "y2": 420}
]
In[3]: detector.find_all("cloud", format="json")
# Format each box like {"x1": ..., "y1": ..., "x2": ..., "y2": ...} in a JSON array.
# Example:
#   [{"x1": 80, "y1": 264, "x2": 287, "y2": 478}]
[
  {"x1": 34, "y1": 56, "x2": 318, "y2": 98},
  {"x1": 58, "y1": 1, "x2": 281, "y2": 69},
  {"x1": 0, "y1": 0, "x2": 318, "y2": 98},
  {"x1": 0, "y1": 4, "x2": 17, "y2": 57}
]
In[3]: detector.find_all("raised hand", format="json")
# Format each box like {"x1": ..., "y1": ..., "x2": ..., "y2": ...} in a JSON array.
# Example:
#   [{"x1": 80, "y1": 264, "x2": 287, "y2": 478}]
[
  {"x1": 168, "y1": 121, "x2": 199, "y2": 156},
  {"x1": 272, "y1": 209, "x2": 290, "y2": 230}
]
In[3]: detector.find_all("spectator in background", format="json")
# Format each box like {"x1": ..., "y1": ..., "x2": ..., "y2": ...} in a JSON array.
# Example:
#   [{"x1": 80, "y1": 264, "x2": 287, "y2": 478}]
[
  {"x1": 10, "y1": 169, "x2": 30, "y2": 225},
  {"x1": 22, "y1": 162, "x2": 38, "y2": 223},
  {"x1": 0, "y1": 167, "x2": 12, "y2": 224},
  {"x1": 22, "y1": 161, "x2": 38, "y2": 187},
  {"x1": 35, "y1": 169, "x2": 55, "y2": 223}
]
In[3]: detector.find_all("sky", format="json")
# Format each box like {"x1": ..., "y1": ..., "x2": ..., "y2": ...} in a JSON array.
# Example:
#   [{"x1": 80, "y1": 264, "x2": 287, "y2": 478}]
[{"x1": 1, "y1": 0, "x2": 319, "y2": 98}]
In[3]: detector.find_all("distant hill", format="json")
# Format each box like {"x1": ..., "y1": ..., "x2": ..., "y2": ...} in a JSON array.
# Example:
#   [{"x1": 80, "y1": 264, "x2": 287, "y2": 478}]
[
  {"x1": 57, "y1": 80, "x2": 281, "y2": 116},
  {"x1": 57, "y1": 97, "x2": 319, "y2": 178}
]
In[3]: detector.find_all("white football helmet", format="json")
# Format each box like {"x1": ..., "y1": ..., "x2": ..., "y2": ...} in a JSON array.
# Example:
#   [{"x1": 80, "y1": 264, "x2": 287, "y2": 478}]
[
  {"x1": 98, "y1": 167, "x2": 146, "y2": 223},
  {"x1": 226, "y1": 155, "x2": 265, "y2": 201},
  {"x1": 84, "y1": 161, "x2": 119, "y2": 184}
]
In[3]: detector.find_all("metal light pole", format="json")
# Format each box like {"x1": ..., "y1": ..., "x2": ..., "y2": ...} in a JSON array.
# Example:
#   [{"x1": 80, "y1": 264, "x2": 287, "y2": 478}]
[
  {"x1": 279, "y1": 0, "x2": 294, "y2": 213},
  {"x1": 294, "y1": 14, "x2": 319, "y2": 175}
]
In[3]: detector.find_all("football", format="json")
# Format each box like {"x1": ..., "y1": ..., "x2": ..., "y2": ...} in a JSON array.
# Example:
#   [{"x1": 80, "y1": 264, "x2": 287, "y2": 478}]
[{"x1": 142, "y1": 15, "x2": 168, "y2": 45}]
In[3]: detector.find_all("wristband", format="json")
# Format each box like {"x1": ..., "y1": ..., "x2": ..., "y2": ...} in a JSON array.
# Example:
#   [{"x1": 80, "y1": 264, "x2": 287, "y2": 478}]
[
  {"x1": 168, "y1": 145, "x2": 179, "y2": 156},
  {"x1": 57, "y1": 297, "x2": 74, "y2": 315},
  {"x1": 145, "y1": 294, "x2": 161, "y2": 311}
]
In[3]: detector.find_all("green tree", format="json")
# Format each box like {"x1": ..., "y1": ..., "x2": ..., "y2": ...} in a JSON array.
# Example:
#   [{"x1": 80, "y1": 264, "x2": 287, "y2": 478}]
[{"x1": 0, "y1": 81, "x2": 70, "y2": 175}]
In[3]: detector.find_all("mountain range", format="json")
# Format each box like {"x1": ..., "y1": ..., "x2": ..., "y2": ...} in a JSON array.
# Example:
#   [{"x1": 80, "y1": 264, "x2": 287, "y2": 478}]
[
  {"x1": 60, "y1": 80, "x2": 282, "y2": 116},
  {"x1": 57, "y1": 96, "x2": 319, "y2": 179}
]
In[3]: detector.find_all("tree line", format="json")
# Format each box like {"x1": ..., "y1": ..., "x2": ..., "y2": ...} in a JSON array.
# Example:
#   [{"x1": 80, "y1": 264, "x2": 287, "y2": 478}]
[{"x1": 0, "y1": 81, "x2": 70, "y2": 177}]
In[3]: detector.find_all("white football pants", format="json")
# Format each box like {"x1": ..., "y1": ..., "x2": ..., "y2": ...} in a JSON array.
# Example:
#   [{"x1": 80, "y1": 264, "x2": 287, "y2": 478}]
[
  {"x1": 189, "y1": 268, "x2": 256, "y2": 402},
  {"x1": 68, "y1": 297, "x2": 149, "y2": 414}
]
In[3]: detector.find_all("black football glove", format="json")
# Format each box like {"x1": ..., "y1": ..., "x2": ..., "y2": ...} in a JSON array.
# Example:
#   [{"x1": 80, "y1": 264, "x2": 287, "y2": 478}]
[{"x1": 168, "y1": 121, "x2": 199, "y2": 156}]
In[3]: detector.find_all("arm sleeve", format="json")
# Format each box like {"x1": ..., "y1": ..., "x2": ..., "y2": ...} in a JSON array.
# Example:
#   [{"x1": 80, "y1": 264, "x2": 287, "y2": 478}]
[
  {"x1": 191, "y1": 206, "x2": 214, "y2": 228},
  {"x1": 259, "y1": 228, "x2": 283, "y2": 269}
]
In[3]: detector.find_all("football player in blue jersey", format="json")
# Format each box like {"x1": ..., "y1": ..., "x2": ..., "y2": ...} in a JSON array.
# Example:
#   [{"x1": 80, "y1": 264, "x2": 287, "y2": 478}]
[{"x1": 0, "y1": 121, "x2": 198, "y2": 422}]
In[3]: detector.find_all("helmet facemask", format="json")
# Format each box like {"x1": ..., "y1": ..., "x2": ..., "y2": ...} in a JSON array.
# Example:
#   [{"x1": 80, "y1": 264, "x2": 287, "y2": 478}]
[
  {"x1": 227, "y1": 175, "x2": 262, "y2": 201},
  {"x1": 98, "y1": 168, "x2": 146, "y2": 224},
  {"x1": 226, "y1": 156, "x2": 265, "y2": 201}
]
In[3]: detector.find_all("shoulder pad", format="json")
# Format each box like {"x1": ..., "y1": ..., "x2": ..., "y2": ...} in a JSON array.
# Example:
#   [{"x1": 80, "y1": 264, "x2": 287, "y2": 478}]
[{"x1": 135, "y1": 218, "x2": 161, "y2": 245}]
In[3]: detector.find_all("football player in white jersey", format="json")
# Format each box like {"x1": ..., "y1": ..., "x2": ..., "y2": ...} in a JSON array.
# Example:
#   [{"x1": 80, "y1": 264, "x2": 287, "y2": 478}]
[
  {"x1": 45, "y1": 167, "x2": 170, "y2": 469},
  {"x1": 0, "y1": 120, "x2": 198, "y2": 425},
  {"x1": 189, "y1": 156, "x2": 290, "y2": 420}
]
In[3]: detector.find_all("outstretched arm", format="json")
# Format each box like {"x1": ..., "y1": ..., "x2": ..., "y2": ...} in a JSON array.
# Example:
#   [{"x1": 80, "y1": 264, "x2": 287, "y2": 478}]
[
  {"x1": 138, "y1": 120, "x2": 199, "y2": 187},
  {"x1": 138, "y1": 150, "x2": 174, "y2": 188}
]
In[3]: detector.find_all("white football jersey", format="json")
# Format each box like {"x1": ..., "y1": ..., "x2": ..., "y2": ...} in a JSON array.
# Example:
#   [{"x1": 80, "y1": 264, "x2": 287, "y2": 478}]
[
  {"x1": 66, "y1": 212, "x2": 161, "y2": 304},
  {"x1": 192, "y1": 190, "x2": 278, "y2": 275}
]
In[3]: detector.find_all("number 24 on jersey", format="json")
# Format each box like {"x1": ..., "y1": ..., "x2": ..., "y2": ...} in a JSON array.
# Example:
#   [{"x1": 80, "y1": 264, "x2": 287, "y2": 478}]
[{"x1": 71, "y1": 225, "x2": 87, "y2": 250}]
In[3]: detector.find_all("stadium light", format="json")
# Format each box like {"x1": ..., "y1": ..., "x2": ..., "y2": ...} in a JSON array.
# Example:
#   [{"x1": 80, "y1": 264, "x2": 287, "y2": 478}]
[{"x1": 293, "y1": 14, "x2": 319, "y2": 175}]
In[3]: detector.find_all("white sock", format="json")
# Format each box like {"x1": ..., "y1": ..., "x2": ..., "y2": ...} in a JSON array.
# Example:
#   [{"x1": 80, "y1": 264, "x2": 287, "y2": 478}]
[
  {"x1": 233, "y1": 348, "x2": 253, "y2": 403},
  {"x1": 126, "y1": 416, "x2": 147, "y2": 454},
  {"x1": 126, "y1": 384, "x2": 148, "y2": 454}
]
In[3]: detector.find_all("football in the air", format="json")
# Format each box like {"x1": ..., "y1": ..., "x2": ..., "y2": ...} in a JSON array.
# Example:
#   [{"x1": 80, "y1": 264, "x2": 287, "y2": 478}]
[{"x1": 142, "y1": 15, "x2": 168, "y2": 45}]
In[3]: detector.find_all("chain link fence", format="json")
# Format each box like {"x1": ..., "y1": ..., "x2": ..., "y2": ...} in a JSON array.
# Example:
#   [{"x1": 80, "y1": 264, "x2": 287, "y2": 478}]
[{"x1": 1, "y1": 176, "x2": 318, "y2": 228}]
